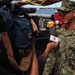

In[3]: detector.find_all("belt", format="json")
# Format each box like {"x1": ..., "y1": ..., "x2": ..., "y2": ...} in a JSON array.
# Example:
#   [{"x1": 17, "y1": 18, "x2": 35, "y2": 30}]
[{"x1": 19, "y1": 49, "x2": 31, "y2": 57}]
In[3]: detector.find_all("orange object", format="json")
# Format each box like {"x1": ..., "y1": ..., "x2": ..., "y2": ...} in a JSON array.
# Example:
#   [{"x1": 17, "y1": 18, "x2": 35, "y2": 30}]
[{"x1": 47, "y1": 20, "x2": 54, "y2": 27}]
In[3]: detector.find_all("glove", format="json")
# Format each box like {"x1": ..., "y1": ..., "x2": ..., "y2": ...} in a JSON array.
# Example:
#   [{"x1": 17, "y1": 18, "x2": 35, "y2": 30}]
[
  {"x1": 33, "y1": 30, "x2": 40, "y2": 37},
  {"x1": 0, "y1": 18, "x2": 6, "y2": 33}
]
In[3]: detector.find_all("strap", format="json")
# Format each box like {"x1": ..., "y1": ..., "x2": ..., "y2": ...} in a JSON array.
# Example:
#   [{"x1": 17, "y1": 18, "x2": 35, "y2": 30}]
[
  {"x1": 25, "y1": 0, "x2": 46, "y2": 6},
  {"x1": 1, "y1": 32, "x2": 33, "y2": 72}
]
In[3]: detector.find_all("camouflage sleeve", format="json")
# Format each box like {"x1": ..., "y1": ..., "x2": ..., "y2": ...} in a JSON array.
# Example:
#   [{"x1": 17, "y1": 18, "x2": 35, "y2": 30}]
[{"x1": 42, "y1": 50, "x2": 56, "y2": 75}]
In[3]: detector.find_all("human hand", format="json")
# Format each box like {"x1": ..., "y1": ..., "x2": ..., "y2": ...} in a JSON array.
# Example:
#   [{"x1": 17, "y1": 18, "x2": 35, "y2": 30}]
[
  {"x1": 46, "y1": 42, "x2": 56, "y2": 53},
  {"x1": 41, "y1": 42, "x2": 56, "y2": 59},
  {"x1": 30, "y1": 19, "x2": 39, "y2": 37}
]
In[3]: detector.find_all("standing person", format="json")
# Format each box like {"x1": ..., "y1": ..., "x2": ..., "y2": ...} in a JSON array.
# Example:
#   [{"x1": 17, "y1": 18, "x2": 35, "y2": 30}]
[
  {"x1": 0, "y1": 2, "x2": 39, "y2": 74},
  {"x1": 43, "y1": 0, "x2": 75, "y2": 75},
  {"x1": 51, "y1": 10, "x2": 65, "y2": 28},
  {"x1": 0, "y1": 15, "x2": 15, "y2": 75},
  {"x1": 38, "y1": 42, "x2": 56, "y2": 75}
]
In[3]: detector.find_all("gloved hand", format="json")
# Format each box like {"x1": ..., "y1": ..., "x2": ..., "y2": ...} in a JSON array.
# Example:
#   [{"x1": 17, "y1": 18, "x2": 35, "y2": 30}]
[
  {"x1": 0, "y1": 18, "x2": 6, "y2": 33},
  {"x1": 33, "y1": 30, "x2": 40, "y2": 37}
]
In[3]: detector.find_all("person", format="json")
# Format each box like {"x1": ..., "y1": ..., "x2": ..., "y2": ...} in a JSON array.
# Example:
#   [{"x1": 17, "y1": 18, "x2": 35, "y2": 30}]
[
  {"x1": 38, "y1": 42, "x2": 56, "y2": 75},
  {"x1": 51, "y1": 10, "x2": 65, "y2": 28},
  {"x1": 0, "y1": 16, "x2": 15, "y2": 75},
  {"x1": 43, "y1": 0, "x2": 75, "y2": 75},
  {"x1": 0, "y1": 1, "x2": 18, "y2": 75},
  {"x1": 0, "y1": 1, "x2": 39, "y2": 74}
]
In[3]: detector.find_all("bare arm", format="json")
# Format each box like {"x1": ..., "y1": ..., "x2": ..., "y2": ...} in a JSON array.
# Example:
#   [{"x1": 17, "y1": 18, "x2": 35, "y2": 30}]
[
  {"x1": 41, "y1": 42, "x2": 56, "y2": 59},
  {"x1": 29, "y1": 37, "x2": 39, "y2": 75},
  {"x1": 28, "y1": 19, "x2": 39, "y2": 75}
]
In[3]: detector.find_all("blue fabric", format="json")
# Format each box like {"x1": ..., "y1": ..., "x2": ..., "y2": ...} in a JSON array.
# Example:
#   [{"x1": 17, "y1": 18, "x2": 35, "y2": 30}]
[
  {"x1": 12, "y1": 17, "x2": 32, "y2": 49},
  {"x1": 38, "y1": 56, "x2": 46, "y2": 75},
  {"x1": 0, "y1": 9, "x2": 13, "y2": 42}
]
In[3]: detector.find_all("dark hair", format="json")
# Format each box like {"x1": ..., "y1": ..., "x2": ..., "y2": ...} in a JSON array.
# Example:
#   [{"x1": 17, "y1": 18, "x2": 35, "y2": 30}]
[
  {"x1": 3, "y1": 0, "x2": 12, "y2": 2},
  {"x1": 50, "y1": 14, "x2": 54, "y2": 21}
]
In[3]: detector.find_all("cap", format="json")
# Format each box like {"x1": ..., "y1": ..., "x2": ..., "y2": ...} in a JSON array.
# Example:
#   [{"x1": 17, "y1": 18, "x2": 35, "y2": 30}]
[{"x1": 57, "y1": 0, "x2": 75, "y2": 12}]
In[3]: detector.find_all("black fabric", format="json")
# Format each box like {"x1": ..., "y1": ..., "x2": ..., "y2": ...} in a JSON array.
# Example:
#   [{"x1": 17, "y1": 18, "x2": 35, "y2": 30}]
[
  {"x1": 0, "y1": 67, "x2": 15, "y2": 75},
  {"x1": 12, "y1": 17, "x2": 32, "y2": 50},
  {"x1": 38, "y1": 55, "x2": 55, "y2": 75},
  {"x1": 10, "y1": 4, "x2": 21, "y2": 16},
  {"x1": 33, "y1": 30, "x2": 40, "y2": 37},
  {"x1": 50, "y1": 14, "x2": 54, "y2": 21},
  {"x1": 0, "y1": 46, "x2": 15, "y2": 75},
  {"x1": 0, "y1": 18, "x2": 6, "y2": 32},
  {"x1": 38, "y1": 56, "x2": 46, "y2": 75},
  {"x1": 24, "y1": 14, "x2": 31, "y2": 20}
]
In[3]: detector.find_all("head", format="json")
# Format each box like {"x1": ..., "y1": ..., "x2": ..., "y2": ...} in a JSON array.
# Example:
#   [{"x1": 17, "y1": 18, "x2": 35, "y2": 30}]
[
  {"x1": 0, "y1": 0, "x2": 12, "y2": 3},
  {"x1": 0, "y1": 0, "x2": 12, "y2": 8},
  {"x1": 57, "y1": 0, "x2": 75, "y2": 25}
]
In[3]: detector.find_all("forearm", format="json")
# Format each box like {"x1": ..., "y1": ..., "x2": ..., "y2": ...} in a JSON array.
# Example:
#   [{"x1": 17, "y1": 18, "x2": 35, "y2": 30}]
[
  {"x1": 29, "y1": 50, "x2": 39, "y2": 75},
  {"x1": 28, "y1": 35, "x2": 39, "y2": 75},
  {"x1": 41, "y1": 48, "x2": 51, "y2": 59},
  {"x1": 42, "y1": 52, "x2": 56, "y2": 75},
  {"x1": 28, "y1": 40, "x2": 39, "y2": 75},
  {"x1": 41, "y1": 42, "x2": 56, "y2": 59},
  {"x1": 2, "y1": 32, "x2": 23, "y2": 71}
]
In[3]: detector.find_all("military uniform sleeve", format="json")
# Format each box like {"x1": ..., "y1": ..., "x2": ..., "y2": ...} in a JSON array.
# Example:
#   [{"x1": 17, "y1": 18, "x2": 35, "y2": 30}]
[{"x1": 42, "y1": 50, "x2": 56, "y2": 75}]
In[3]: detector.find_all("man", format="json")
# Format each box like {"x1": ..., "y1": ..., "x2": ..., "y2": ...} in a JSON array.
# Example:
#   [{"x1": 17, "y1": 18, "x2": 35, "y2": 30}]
[
  {"x1": 51, "y1": 10, "x2": 65, "y2": 28},
  {"x1": 0, "y1": 1, "x2": 39, "y2": 74},
  {"x1": 38, "y1": 42, "x2": 56, "y2": 75},
  {"x1": 0, "y1": 16, "x2": 15, "y2": 75},
  {"x1": 43, "y1": 0, "x2": 75, "y2": 75}
]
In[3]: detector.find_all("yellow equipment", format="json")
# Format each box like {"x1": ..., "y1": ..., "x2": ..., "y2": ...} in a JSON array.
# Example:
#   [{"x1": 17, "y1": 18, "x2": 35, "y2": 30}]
[{"x1": 47, "y1": 20, "x2": 54, "y2": 28}]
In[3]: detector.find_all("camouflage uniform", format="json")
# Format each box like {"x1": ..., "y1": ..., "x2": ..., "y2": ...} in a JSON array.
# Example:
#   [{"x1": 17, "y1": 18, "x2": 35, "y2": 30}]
[
  {"x1": 58, "y1": 0, "x2": 75, "y2": 12},
  {"x1": 43, "y1": 28, "x2": 75, "y2": 75},
  {"x1": 43, "y1": 0, "x2": 75, "y2": 75}
]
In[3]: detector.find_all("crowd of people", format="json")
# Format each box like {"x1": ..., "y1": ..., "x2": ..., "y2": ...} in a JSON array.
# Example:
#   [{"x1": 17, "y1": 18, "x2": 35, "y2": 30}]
[{"x1": 0, "y1": 0, "x2": 75, "y2": 75}]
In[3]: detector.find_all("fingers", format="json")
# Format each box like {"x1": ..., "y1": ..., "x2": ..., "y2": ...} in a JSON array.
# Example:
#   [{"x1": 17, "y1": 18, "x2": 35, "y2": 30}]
[
  {"x1": 30, "y1": 19, "x2": 38, "y2": 32},
  {"x1": 47, "y1": 42, "x2": 56, "y2": 49}
]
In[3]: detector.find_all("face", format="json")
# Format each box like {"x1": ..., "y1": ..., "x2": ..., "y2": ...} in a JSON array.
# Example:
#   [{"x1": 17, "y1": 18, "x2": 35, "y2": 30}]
[{"x1": 60, "y1": 10, "x2": 75, "y2": 24}]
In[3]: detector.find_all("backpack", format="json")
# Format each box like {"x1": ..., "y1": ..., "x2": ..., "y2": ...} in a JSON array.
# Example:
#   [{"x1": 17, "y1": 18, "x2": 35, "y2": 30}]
[
  {"x1": 0, "y1": 9, "x2": 33, "y2": 72},
  {"x1": 0, "y1": 9, "x2": 13, "y2": 41},
  {"x1": 12, "y1": 16, "x2": 32, "y2": 50},
  {"x1": 11, "y1": 15, "x2": 33, "y2": 72}
]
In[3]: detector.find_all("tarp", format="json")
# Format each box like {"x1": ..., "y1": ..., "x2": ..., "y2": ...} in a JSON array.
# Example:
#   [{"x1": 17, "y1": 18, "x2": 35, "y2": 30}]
[{"x1": 12, "y1": 0, "x2": 62, "y2": 6}]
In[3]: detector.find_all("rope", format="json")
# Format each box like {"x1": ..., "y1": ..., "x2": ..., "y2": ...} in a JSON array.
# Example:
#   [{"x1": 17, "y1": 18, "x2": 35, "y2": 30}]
[
  {"x1": 25, "y1": 0, "x2": 46, "y2": 6},
  {"x1": 40, "y1": 0, "x2": 46, "y2": 5}
]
